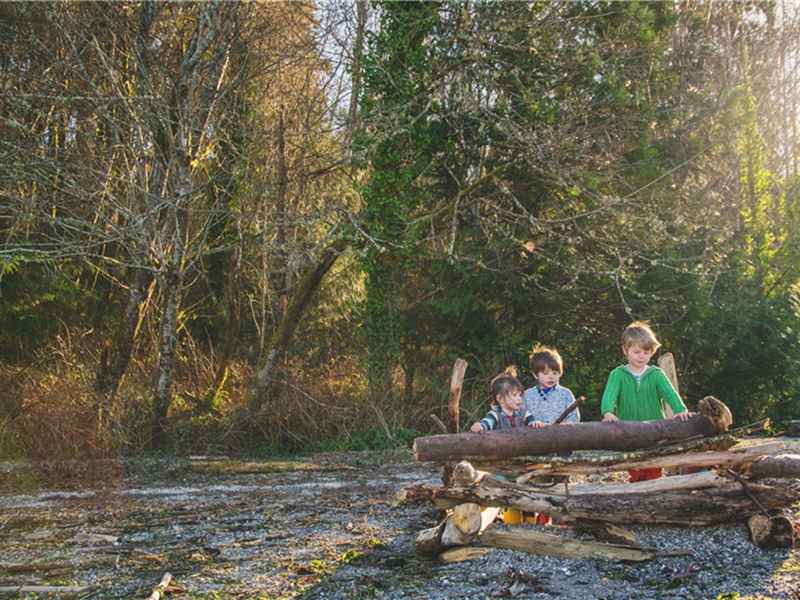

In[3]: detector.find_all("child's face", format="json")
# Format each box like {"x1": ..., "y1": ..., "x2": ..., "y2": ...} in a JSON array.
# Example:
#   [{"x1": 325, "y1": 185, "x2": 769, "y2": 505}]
[
  {"x1": 535, "y1": 367, "x2": 560, "y2": 389},
  {"x1": 496, "y1": 389, "x2": 523, "y2": 414},
  {"x1": 624, "y1": 343, "x2": 655, "y2": 372}
]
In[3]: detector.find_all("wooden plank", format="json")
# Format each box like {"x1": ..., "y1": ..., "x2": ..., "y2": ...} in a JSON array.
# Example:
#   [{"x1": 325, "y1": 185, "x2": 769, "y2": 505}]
[{"x1": 480, "y1": 529, "x2": 657, "y2": 562}]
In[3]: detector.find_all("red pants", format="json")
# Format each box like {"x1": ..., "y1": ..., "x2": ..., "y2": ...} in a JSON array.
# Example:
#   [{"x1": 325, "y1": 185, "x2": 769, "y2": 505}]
[{"x1": 629, "y1": 468, "x2": 662, "y2": 483}]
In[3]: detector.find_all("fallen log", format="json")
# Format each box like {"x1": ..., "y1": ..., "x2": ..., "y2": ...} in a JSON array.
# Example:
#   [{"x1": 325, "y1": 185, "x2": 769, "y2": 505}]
[
  {"x1": 517, "y1": 441, "x2": 782, "y2": 480},
  {"x1": 414, "y1": 396, "x2": 732, "y2": 463},
  {"x1": 748, "y1": 513, "x2": 796, "y2": 549},
  {"x1": 148, "y1": 572, "x2": 172, "y2": 600},
  {"x1": 745, "y1": 453, "x2": 800, "y2": 480},
  {"x1": 413, "y1": 502, "x2": 500, "y2": 557},
  {"x1": 480, "y1": 529, "x2": 660, "y2": 562},
  {"x1": 0, "y1": 586, "x2": 94, "y2": 593},
  {"x1": 439, "y1": 546, "x2": 495, "y2": 563},
  {"x1": 398, "y1": 474, "x2": 800, "y2": 526}
]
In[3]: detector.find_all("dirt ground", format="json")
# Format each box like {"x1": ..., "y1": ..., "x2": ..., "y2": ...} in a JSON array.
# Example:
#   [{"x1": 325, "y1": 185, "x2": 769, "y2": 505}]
[{"x1": 0, "y1": 450, "x2": 799, "y2": 599}]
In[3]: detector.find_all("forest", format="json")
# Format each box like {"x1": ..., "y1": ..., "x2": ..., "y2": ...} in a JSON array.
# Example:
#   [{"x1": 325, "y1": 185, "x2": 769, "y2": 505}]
[{"x1": 1, "y1": 0, "x2": 799, "y2": 460}]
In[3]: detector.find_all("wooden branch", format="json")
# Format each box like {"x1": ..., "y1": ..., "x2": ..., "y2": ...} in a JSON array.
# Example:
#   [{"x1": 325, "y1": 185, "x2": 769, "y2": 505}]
[
  {"x1": 189, "y1": 460, "x2": 333, "y2": 474},
  {"x1": 522, "y1": 470, "x2": 727, "y2": 496},
  {"x1": 480, "y1": 433, "x2": 740, "y2": 478},
  {"x1": 447, "y1": 358, "x2": 467, "y2": 434},
  {"x1": 414, "y1": 397, "x2": 733, "y2": 463},
  {"x1": 657, "y1": 352, "x2": 679, "y2": 419},
  {"x1": 516, "y1": 441, "x2": 782, "y2": 479},
  {"x1": 479, "y1": 529, "x2": 658, "y2": 562},
  {"x1": 148, "y1": 572, "x2": 172, "y2": 600},
  {"x1": 0, "y1": 586, "x2": 93, "y2": 593},
  {"x1": 439, "y1": 546, "x2": 494, "y2": 563},
  {"x1": 730, "y1": 419, "x2": 771, "y2": 436},
  {"x1": 553, "y1": 396, "x2": 584, "y2": 424},
  {"x1": 430, "y1": 414, "x2": 449, "y2": 434}
]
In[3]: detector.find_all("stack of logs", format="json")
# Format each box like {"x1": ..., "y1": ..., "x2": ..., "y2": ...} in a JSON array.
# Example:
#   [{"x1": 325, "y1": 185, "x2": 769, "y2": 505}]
[{"x1": 397, "y1": 397, "x2": 800, "y2": 562}]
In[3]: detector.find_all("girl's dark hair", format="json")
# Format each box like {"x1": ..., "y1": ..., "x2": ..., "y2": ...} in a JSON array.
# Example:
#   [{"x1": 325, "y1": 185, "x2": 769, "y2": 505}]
[{"x1": 490, "y1": 366, "x2": 524, "y2": 401}]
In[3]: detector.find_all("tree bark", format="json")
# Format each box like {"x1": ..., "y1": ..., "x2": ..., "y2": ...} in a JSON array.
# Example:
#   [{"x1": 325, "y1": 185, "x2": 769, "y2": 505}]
[
  {"x1": 414, "y1": 397, "x2": 732, "y2": 463},
  {"x1": 249, "y1": 241, "x2": 344, "y2": 411},
  {"x1": 745, "y1": 453, "x2": 800, "y2": 480},
  {"x1": 515, "y1": 441, "x2": 782, "y2": 480},
  {"x1": 397, "y1": 473, "x2": 800, "y2": 526},
  {"x1": 413, "y1": 502, "x2": 499, "y2": 558},
  {"x1": 479, "y1": 529, "x2": 657, "y2": 562}
]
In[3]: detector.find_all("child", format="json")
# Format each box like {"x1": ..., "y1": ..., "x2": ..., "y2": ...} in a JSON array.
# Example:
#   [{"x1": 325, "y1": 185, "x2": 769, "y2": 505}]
[
  {"x1": 470, "y1": 367, "x2": 536, "y2": 525},
  {"x1": 522, "y1": 345, "x2": 579, "y2": 525},
  {"x1": 601, "y1": 321, "x2": 693, "y2": 482},
  {"x1": 470, "y1": 367, "x2": 536, "y2": 432},
  {"x1": 523, "y1": 345, "x2": 580, "y2": 427}
]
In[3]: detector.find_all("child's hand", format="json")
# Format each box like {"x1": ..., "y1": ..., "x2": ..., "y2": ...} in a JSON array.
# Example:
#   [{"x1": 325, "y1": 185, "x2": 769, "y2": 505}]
[
  {"x1": 674, "y1": 411, "x2": 695, "y2": 421},
  {"x1": 529, "y1": 420, "x2": 546, "y2": 428},
  {"x1": 470, "y1": 423, "x2": 486, "y2": 433},
  {"x1": 602, "y1": 411, "x2": 619, "y2": 423}
]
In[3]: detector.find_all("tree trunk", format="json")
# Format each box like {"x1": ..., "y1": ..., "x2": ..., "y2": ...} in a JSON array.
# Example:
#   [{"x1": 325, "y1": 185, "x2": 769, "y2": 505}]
[
  {"x1": 249, "y1": 241, "x2": 343, "y2": 411},
  {"x1": 414, "y1": 397, "x2": 732, "y2": 463},
  {"x1": 95, "y1": 265, "x2": 153, "y2": 409}
]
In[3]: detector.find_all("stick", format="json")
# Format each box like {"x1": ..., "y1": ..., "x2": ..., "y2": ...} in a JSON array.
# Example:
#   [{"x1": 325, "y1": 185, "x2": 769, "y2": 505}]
[
  {"x1": 147, "y1": 572, "x2": 172, "y2": 600},
  {"x1": 553, "y1": 396, "x2": 585, "y2": 424},
  {"x1": 430, "y1": 414, "x2": 449, "y2": 434},
  {"x1": 447, "y1": 358, "x2": 468, "y2": 434}
]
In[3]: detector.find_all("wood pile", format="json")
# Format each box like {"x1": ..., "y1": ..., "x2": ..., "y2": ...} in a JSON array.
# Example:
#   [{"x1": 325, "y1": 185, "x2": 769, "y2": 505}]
[{"x1": 398, "y1": 394, "x2": 800, "y2": 561}]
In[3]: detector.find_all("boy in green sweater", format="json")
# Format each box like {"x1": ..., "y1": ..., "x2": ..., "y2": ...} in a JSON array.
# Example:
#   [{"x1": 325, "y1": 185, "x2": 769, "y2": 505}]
[{"x1": 601, "y1": 321, "x2": 693, "y2": 482}]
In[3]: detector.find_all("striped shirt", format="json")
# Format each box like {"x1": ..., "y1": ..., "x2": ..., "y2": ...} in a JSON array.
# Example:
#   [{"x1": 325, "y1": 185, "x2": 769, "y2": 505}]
[{"x1": 477, "y1": 407, "x2": 535, "y2": 431}]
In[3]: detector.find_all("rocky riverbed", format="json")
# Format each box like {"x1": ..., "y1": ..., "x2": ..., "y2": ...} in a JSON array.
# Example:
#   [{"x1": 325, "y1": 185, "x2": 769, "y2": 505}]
[{"x1": 0, "y1": 450, "x2": 798, "y2": 599}]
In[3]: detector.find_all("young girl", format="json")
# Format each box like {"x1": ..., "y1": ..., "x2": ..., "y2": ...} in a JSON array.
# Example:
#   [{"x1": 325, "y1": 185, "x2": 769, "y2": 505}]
[{"x1": 470, "y1": 367, "x2": 536, "y2": 432}]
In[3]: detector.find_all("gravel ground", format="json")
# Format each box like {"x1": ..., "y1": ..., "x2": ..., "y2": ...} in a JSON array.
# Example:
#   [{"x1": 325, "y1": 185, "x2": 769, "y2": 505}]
[{"x1": 0, "y1": 450, "x2": 798, "y2": 599}]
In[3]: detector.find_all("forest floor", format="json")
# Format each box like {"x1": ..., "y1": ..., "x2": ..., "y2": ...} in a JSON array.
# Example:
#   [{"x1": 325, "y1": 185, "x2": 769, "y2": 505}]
[{"x1": 0, "y1": 449, "x2": 799, "y2": 599}]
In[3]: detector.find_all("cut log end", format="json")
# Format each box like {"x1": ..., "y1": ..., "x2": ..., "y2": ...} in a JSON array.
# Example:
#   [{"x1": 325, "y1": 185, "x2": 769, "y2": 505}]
[
  {"x1": 697, "y1": 396, "x2": 733, "y2": 433},
  {"x1": 748, "y1": 513, "x2": 796, "y2": 549}
]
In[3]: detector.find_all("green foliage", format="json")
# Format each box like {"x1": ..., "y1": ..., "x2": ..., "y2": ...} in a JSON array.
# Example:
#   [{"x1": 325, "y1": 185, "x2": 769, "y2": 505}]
[{"x1": 346, "y1": 427, "x2": 420, "y2": 452}]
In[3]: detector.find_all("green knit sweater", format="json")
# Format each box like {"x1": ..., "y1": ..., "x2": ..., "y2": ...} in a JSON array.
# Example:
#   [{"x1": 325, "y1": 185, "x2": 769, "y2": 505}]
[{"x1": 600, "y1": 365, "x2": 687, "y2": 421}]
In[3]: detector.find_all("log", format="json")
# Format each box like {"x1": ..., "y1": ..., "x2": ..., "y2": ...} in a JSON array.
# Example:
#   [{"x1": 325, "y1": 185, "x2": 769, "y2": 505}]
[
  {"x1": 414, "y1": 397, "x2": 732, "y2": 463},
  {"x1": 148, "y1": 572, "x2": 172, "y2": 600},
  {"x1": 398, "y1": 476, "x2": 800, "y2": 526},
  {"x1": 441, "y1": 503, "x2": 483, "y2": 546},
  {"x1": 745, "y1": 454, "x2": 800, "y2": 480},
  {"x1": 479, "y1": 529, "x2": 658, "y2": 562},
  {"x1": 748, "y1": 513, "x2": 796, "y2": 549},
  {"x1": 439, "y1": 546, "x2": 494, "y2": 563},
  {"x1": 517, "y1": 441, "x2": 782, "y2": 479},
  {"x1": 413, "y1": 502, "x2": 499, "y2": 557}
]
